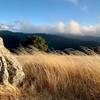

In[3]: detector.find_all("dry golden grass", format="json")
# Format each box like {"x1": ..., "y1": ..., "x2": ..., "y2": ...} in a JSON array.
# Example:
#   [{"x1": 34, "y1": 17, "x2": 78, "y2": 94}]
[
  {"x1": 0, "y1": 84, "x2": 20, "y2": 100},
  {"x1": 15, "y1": 52, "x2": 100, "y2": 100}
]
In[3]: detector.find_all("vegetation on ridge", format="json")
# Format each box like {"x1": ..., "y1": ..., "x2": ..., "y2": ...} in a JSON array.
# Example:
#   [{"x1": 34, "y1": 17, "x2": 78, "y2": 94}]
[{"x1": 23, "y1": 36, "x2": 48, "y2": 51}]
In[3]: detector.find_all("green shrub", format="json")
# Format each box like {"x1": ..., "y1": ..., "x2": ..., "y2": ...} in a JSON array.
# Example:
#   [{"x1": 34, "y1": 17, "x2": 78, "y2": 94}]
[{"x1": 23, "y1": 36, "x2": 48, "y2": 51}]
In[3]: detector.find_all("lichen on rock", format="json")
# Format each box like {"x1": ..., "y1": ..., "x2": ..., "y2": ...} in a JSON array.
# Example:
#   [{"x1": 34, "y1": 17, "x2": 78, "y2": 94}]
[{"x1": 0, "y1": 37, "x2": 25, "y2": 86}]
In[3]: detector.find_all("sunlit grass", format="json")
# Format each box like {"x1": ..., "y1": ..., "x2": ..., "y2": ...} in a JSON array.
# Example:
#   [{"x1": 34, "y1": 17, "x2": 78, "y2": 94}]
[
  {"x1": 15, "y1": 52, "x2": 100, "y2": 100},
  {"x1": 0, "y1": 85, "x2": 20, "y2": 100}
]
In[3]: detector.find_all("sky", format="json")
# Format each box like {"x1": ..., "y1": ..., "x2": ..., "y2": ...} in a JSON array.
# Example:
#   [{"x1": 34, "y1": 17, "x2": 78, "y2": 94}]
[{"x1": 0, "y1": 0, "x2": 100, "y2": 36}]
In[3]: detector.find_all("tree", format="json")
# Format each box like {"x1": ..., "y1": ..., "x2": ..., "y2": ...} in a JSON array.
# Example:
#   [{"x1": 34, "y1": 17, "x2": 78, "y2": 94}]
[{"x1": 23, "y1": 36, "x2": 48, "y2": 51}]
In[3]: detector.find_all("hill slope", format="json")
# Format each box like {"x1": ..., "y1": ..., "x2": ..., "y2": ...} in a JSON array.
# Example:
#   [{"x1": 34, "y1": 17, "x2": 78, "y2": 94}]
[{"x1": 0, "y1": 30, "x2": 100, "y2": 51}]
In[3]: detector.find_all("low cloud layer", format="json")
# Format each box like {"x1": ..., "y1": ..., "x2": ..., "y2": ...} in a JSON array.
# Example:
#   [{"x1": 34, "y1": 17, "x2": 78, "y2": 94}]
[{"x1": 0, "y1": 20, "x2": 100, "y2": 36}]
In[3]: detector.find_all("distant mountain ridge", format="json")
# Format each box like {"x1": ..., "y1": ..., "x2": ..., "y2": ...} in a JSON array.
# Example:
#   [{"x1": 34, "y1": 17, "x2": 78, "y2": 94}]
[{"x1": 0, "y1": 30, "x2": 100, "y2": 51}]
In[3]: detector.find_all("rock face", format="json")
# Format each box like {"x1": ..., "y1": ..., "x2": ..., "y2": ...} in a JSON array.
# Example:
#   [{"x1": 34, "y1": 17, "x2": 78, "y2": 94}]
[{"x1": 0, "y1": 37, "x2": 25, "y2": 86}]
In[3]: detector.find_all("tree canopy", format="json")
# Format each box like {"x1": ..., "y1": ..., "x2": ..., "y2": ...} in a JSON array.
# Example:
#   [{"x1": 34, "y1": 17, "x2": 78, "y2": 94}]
[{"x1": 23, "y1": 36, "x2": 48, "y2": 51}]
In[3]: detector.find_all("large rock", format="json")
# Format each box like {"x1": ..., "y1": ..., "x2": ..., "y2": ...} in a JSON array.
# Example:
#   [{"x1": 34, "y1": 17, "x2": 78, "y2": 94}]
[
  {"x1": 0, "y1": 52, "x2": 9, "y2": 85},
  {"x1": 0, "y1": 37, "x2": 25, "y2": 86}
]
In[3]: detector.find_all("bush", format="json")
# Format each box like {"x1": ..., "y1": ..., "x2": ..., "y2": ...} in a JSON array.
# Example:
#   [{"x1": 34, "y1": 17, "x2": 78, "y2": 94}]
[{"x1": 23, "y1": 36, "x2": 48, "y2": 51}]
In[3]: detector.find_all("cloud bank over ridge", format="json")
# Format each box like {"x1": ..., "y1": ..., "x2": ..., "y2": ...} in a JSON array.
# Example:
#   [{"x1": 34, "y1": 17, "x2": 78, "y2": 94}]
[{"x1": 0, "y1": 20, "x2": 100, "y2": 36}]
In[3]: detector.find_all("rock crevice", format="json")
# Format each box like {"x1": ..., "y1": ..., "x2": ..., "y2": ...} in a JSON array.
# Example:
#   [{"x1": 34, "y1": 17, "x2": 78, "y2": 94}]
[{"x1": 0, "y1": 37, "x2": 25, "y2": 86}]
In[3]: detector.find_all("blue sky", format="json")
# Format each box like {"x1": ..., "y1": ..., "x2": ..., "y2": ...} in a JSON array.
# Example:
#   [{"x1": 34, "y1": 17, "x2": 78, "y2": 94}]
[
  {"x1": 0, "y1": 0, "x2": 100, "y2": 35},
  {"x1": 0, "y1": 0, "x2": 100, "y2": 25}
]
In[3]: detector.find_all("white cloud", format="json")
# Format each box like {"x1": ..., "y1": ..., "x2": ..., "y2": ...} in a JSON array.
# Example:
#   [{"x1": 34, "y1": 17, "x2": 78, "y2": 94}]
[
  {"x1": 66, "y1": 0, "x2": 79, "y2": 5},
  {"x1": 52, "y1": 22, "x2": 65, "y2": 33},
  {"x1": 66, "y1": 21, "x2": 81, "y2": 34},
  {"x1": 82, "y1": 25, "x2": 96, "y2": 33},
  {"x1": 0, "y1": 20, "x2": 100, "y2": 36},
  {"x1": 65, "y1": 0, "x2": 89, "y2": 14},
  {"x1": 0, "y1": 24, "x2": 13, "y2": 30}
]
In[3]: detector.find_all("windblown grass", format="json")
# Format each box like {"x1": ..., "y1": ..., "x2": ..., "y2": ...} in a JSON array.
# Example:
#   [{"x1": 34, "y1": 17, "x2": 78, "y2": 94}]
[
  {"x1": 16, "y1": 52, "x2": 100, "y2": 100},
  {"x1": 0, "y1": 85, "x2": 20, "y2": 100}
]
